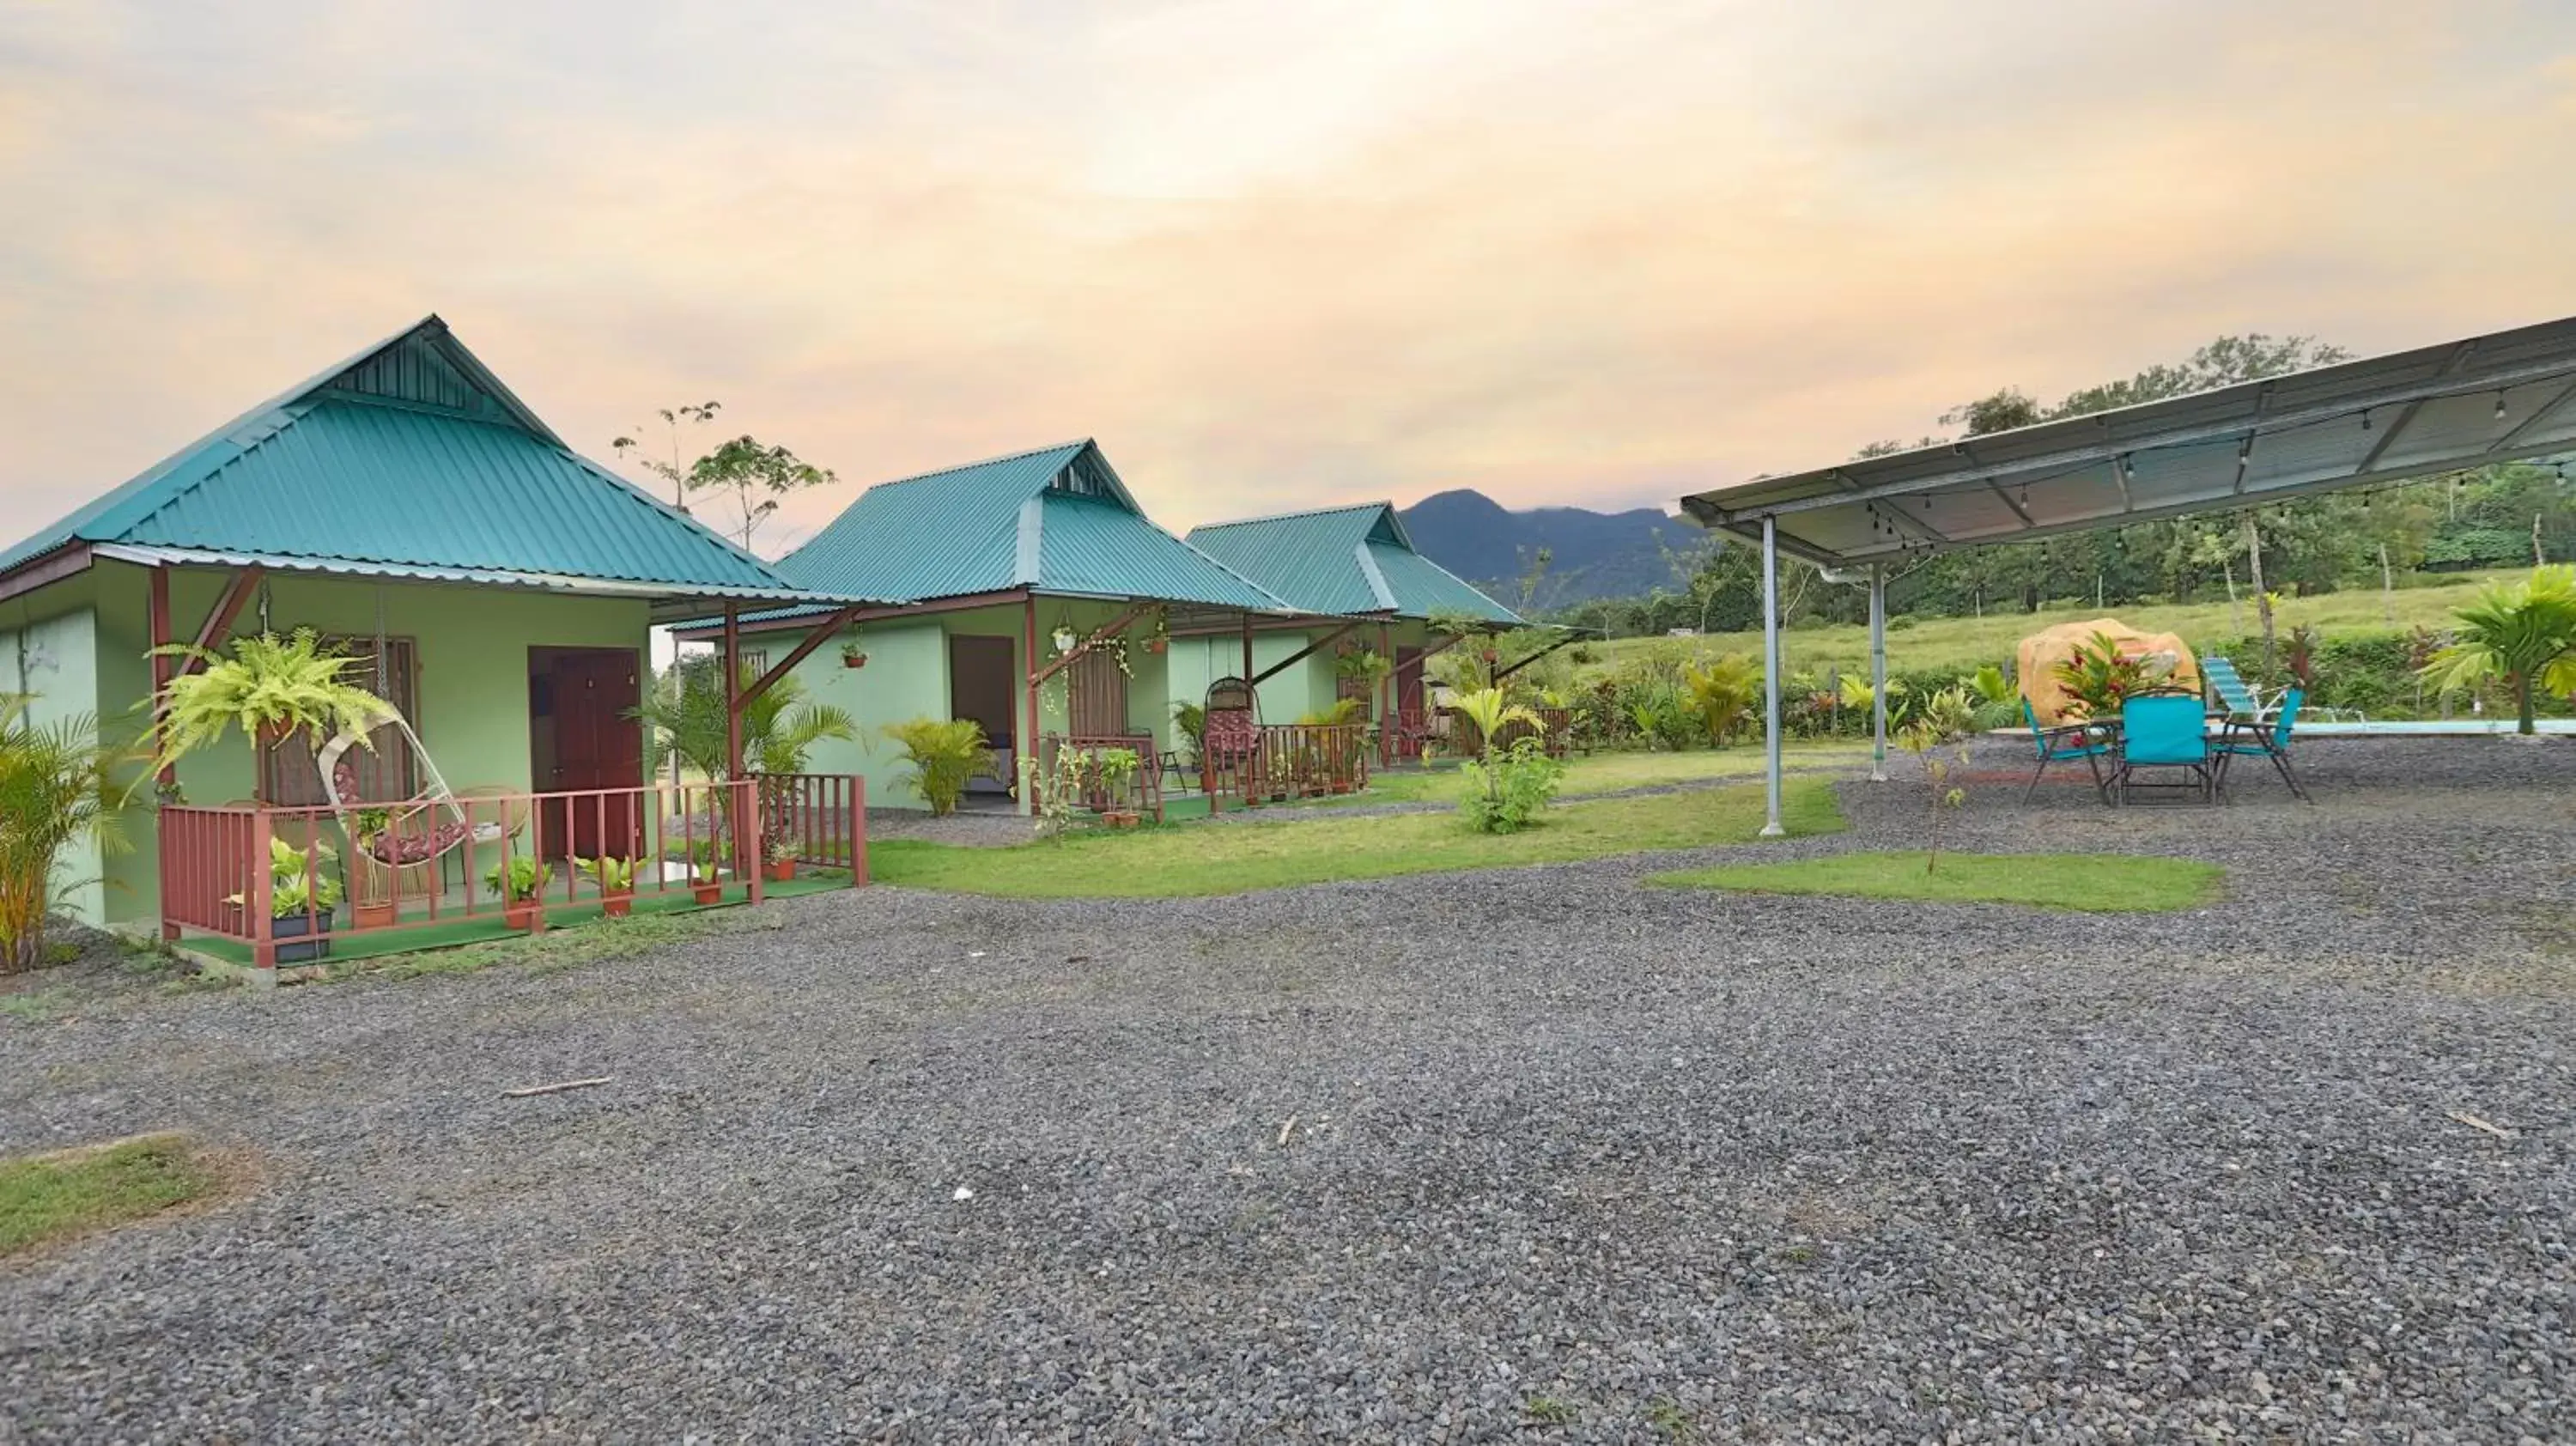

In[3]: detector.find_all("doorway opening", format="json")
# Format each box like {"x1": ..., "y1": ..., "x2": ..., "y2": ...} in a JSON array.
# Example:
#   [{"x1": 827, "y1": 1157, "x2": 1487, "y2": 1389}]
[{"x1": 948, "y1": 634, "x2": 1017, "y2": 800}]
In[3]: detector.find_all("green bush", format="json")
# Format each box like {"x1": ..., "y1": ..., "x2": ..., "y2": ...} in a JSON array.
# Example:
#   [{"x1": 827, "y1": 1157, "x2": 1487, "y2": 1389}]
[
  {"x1": 1458, "y1": 738, "x2": 1565, "y2": 833},
  {"x1": 882, "y1": 718, "x2": 994, "y2": 816}
]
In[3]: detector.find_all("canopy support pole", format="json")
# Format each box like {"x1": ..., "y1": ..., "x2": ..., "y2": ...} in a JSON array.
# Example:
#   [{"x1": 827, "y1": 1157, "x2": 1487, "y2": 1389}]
[
  {"x1": 1868, "y1": 563, "x2": 1888, "y2": 783},
  {"x1": 1759, "y1": 517, "x2": 1783, "y2": 837}
]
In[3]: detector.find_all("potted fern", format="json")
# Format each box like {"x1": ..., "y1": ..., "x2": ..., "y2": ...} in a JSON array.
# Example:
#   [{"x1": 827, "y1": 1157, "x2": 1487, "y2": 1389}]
[
  {"x1": 150, "y1": 629, "x2": 398, "y2": 798},
  {"x1": 576, "y1": 854, "x2": 639, "y2": 917},
  {"x1": 484, "y1": 855, "x2": 552, "y2": 931}
]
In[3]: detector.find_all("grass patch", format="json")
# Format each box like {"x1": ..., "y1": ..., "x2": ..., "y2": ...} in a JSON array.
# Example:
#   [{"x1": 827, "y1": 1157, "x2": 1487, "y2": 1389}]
[
  {"x1": 1301, "y1": 740, "x2": 1871, "y2": 809},
  {"x1": 325, "y1": 908, "x2": 755, "y2": 983},
  {"x1": 1647, "y1": 849, "x2": 2226, "y2": 912},
  {"x1": 1586, "y1": 566, "x2": 2524, "y2": 677},
  {"x1": 872, "y1": 775, "x2": 1844, "y2": 898},
  {"x1": 0, "y1": 1133, "x2": 225, "y2": 1258}
]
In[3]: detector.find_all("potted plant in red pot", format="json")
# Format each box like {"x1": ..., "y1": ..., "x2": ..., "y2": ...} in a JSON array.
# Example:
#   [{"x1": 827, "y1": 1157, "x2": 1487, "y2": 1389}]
[
  {"x1": 689, "y1": 840, "x2": 726, "y2": 906},
  {"x1": 579, "y1": 854, "x2": 638, "y2": 918},
  {"x1": 764, "y1": 839, "x2": 798, "y2": 883},
  {"x1": 485, "y1": 855, "x2": 552, "y2": 932},
  {"x1": 839, "y1": 640, "x2": 868, "y2": 670}
]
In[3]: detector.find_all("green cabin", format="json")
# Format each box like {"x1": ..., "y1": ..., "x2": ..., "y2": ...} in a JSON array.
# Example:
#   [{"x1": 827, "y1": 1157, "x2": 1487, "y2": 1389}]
[{"x1": 0, "y1": 316, "x2": 845, "y2": 934}]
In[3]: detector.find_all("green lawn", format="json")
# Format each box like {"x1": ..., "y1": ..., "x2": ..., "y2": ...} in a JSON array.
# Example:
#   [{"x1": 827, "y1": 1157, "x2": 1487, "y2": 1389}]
[
  {"x1": 872, "y1": 775, "x2": 1846, "y2": 897},
  {"x1": 1646, "y1": 849, "x2": 2227, "y2": 911},
  {"x1": 1586, "y1": 567, "x2": 2524, "y2": 678},
  {"x1": 0, "y1": 1133, "x2": 223, "y2": 1258},
  {"x1": 1307, "y1": 740, "x2": 1874, "y2": 808}
]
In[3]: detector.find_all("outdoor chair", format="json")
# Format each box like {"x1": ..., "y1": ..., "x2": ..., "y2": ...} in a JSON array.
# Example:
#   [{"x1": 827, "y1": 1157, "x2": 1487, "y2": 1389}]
[
  {"x1": 2019, "y1": 696, "x2": 2112, "y2": 804},
  {"x1": 2112, "y1": 692, "x2": 2218, "y2": 805},
  {"x1": 2213, "y1": 685, "x2": 2312, "y2": 802},
  {"x1": 2200, "y1": 657, "x2": 2269, "y2": 720}
]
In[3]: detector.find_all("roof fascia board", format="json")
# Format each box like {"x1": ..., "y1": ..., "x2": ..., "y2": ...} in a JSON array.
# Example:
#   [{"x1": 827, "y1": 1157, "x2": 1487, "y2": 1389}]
[
  {"x1": 1699, "y1": 354, "x2": 2576, "y2": 524},
  {"x1": 0, "y1": 543, "x2": 94, "y2": 605}
]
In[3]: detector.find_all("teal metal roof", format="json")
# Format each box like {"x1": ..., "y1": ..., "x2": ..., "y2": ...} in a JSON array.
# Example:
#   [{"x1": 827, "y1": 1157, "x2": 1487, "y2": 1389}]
[
  {"x1": 775, "y1": 439, "x2": 1288, "y2": 611},
  {"x1": 1188, "y1": 502, "x2": 1522, "y2": 624},
  {"x1": 0, "y1": 317, "x2": 854, "y2": 606}
]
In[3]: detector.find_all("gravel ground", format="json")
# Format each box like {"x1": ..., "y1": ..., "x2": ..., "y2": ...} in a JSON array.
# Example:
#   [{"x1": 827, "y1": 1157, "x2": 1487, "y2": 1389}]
[{"x1": 3, "y1": 737, "x2": 2572, "y2": 1443}]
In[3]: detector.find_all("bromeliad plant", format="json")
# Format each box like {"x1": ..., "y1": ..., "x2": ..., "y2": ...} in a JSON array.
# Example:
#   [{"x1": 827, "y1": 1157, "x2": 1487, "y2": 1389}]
[
  {"x1": 2418, "y1": 564, "x2": 2576, "y2": 735},
  {"x1": 0, "y1": 696, "x2": 131, "y2": 973},
  {"x1": 149, "y1": 629, "x2": 398, "y2": 792},
  {"x1": 574, "y1": 854, "x2": 640, "y2": 896}
]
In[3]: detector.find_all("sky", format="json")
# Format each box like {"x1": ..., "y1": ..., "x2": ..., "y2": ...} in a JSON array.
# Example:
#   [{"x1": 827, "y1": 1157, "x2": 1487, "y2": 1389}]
[{"x1": 5, "y1": 0, "x2": 2576, "y2": 557}]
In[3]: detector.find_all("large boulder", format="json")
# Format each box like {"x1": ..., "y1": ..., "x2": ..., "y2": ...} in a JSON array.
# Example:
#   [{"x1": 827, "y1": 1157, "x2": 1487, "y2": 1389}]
[{"x1": 2017, "y1": 619, "x2": 2200, "y2": 726}]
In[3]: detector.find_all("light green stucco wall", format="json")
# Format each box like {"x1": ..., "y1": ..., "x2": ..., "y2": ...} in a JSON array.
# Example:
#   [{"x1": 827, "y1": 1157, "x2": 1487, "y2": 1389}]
[
  {"x1": 1163, "y1": 621, "x2": 1433, "y2": 728},
  {"x1": 770, "y1": 595, "x2": 1170, "y2": 812},
  {"x1": 2, "y1": 588, "x2": 109, "y2": 923},
  {"x1": 51, "y1": 560, "x2": 654, "y2": 927}
]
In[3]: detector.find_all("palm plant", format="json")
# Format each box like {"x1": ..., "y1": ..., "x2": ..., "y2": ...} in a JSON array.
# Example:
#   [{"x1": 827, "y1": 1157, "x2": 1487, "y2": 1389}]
[
  {"x1": 1684, "y1": 654, "x2": 1760, "y2": 746},
  {"x1": 881, "y1": 718, "x2": 994, "y2": 817},
  {"x1": 150, "y1": 629, "x2": 397, "y2": 792},
  {"x1": 2419, "y1": 564, "x2": 2576, "y2": 734},
  {"x1": 0, "y1": 697, "x2": 131, "y2": 972},
  {"x1": 632, "y1": 653, "x2": 860, "y2": 781}
]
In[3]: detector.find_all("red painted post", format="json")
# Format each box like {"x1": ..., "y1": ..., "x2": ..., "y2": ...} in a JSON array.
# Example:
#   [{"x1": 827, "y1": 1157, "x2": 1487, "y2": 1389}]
[
  {"x1": 248, "y1": 808, "x2": 275, "y2": 971},
  {"x1": 848, "y1": 776, "x2": 868, "y2": 886}
]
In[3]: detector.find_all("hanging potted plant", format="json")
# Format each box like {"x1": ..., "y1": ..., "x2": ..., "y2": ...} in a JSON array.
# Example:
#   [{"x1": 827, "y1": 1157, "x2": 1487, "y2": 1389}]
[
  {"x1": 839, "y1": 640, "x2": 868, "y2": 670},
  {"x1": 150, "y1": 629, "x2": 398, "y2": 793},
  {"x1": 1145, "y1": 605, "x2": 1171, "y2": 655},
  {"x1": 578, "y1": 855, "x2": 638, "y2": 918},
  {"x1": 484, "y1": 855, "x2": 552, "y2": 932}
]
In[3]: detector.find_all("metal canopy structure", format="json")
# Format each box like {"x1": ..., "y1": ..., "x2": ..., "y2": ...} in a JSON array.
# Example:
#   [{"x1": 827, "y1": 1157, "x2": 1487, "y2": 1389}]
[
  {"x1": 1675, "y1": 312, "x2": 2576, "y2": 835},
  {"x1": 1680, "y1": 313, "x2": 2576, "y2": 568}
]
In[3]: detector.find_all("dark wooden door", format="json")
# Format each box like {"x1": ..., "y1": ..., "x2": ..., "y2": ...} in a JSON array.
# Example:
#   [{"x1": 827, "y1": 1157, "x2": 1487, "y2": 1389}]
[
  {"x1": 543, "y1": 649, "x2": 642, "y2": 859},
  {"x1": 1395, "y1": 646, "x2": 1425, "y2": 718},
  {"x1": 950, "y1": 635, "x2": 1017, "y2": 754}
]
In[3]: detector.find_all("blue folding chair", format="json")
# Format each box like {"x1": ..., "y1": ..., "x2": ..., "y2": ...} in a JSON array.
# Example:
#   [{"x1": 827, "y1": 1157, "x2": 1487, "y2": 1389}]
[
  {"x1": 2199, "y1": 656, "x2": 2269, "y2": 721},
  {"x1": 2020, "y1": 697, "x2": 2112, "y2": 804},
  {"x1": 2113, "y1": 693, "x2": 2217, "y2": 805},
  {"x1": 2214, "y1": 686, "x2": 2312, "y2": 801}
]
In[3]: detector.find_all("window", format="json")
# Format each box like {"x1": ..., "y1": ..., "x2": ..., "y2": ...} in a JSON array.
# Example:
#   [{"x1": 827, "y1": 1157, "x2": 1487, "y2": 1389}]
[{"x1": 261, "y1": 637, "x2": 419, "y2": 805}]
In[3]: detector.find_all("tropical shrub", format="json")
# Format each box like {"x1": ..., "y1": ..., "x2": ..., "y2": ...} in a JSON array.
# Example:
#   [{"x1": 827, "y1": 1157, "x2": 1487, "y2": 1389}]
[
  {"x1": 882, "y1": 718, "x2": 993, "y2": 816},
  {"x1": 1899, "y1": 686, "x2": 1979, "y2": 872},
  {"x1": 1683, "y1": 654, "x2": 1760, "y2": 746},
  {"x1": 151, "y1": 629, "x2": 396, "y2": 786},
  {"x1": 2418, "y1": 565, "x2": 2576, "y2": 734},
  {"x1": 1169, "y1": 702, "x2": 1206, "y2": 766},
  {"x1": 0, "y1": 697, "x2": 129, "y2": 972},
  {"x1": 1459, "y1": 738, "x2": 1564, "y2": 834},
  {"x1": 2050, "y1": 631, "x2": 2155, "y2": 721}
]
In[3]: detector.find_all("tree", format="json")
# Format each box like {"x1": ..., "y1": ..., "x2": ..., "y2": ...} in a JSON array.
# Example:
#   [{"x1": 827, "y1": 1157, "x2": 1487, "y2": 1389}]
[
  {"x1": 688, "y1": 436, "x2": 838, "y2": 552},
  {"x1": 613, "y1": 403, "x2": 722, "y2": 510},
  {"x1": 2419, "y1": 565, "x2": 2576, "y2": 734}
]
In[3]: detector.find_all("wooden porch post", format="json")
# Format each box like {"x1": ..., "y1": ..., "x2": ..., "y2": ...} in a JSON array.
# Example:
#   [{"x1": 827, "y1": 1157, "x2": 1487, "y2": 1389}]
[
  {"x1": 1378, "y1": 621, "x2": 1393, "y2": 724},
  {"x1": 1022, "y1": 595, "x2": 1041, "y2": 817},
  {"x1": 1240, "y1": 613, "x2": 1254, "y2": 681},
  {"x1": 723, "y1": 604, "x2": 762, "y2": 904},
  {"x1": 248, "y1": 807, "x2": 276, "y2": 971}
]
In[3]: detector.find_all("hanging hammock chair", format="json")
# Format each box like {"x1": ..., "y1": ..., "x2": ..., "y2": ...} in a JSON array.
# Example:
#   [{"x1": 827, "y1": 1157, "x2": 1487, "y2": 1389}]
[
  {"x1": 315, "y1": 720, "x2": 501, "y2": 866},
  {"x1": 1201, "y1": 675, "x2": 1262, "y2": 782}
]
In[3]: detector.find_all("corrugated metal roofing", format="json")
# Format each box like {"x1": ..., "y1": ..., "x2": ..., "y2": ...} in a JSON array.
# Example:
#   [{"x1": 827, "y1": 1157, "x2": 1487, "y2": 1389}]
[
  {"x1": 1188, "y1": 502, "x2": 1522, "y2": 623},
  {"x1": 0, "y1": 316, "x2": 846, "y2": 601},
  {"x1": 775, "y1": 439, "x2": 1290, "y2": 611}
]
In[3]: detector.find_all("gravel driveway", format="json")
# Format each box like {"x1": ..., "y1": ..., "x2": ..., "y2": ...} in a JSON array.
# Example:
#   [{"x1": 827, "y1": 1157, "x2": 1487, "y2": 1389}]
[{"x1": 3, "y1": 737, "x2": 2571, "y2": 1443}]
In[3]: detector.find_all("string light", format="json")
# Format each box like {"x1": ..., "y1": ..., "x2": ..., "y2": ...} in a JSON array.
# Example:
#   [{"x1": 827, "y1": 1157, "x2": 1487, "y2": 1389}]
[
  {"x1": 2495, "y1": 392, "x2": 2509, "y2": 421},
  {"x1": 2360, "y1": 409, "x2": 2372, "y2": 432}
]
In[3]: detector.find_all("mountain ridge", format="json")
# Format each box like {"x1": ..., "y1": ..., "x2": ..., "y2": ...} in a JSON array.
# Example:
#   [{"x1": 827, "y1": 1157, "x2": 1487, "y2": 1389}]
[{"x1": 1397, "y1": 489, "x2": 1692, "y2": 608}]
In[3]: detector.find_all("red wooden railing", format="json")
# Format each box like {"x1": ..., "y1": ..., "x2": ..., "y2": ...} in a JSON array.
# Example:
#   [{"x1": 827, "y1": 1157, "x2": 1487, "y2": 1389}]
[
  {"x1": 1038, "y1": 735, "x2": 1163, "y2": 822},
  {"x1": 1379, "y1": 708, "x2": 1437, "y2": 766},
  {"x1": 158, "y1": 774, "x2": 866, "y2": 969},
  {"x1": 756, "y1": 772, "x2": 870, "y2": 880},
  {"x1": 1202, "y1": 723, "x2": 1370, "y2": 810}
]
